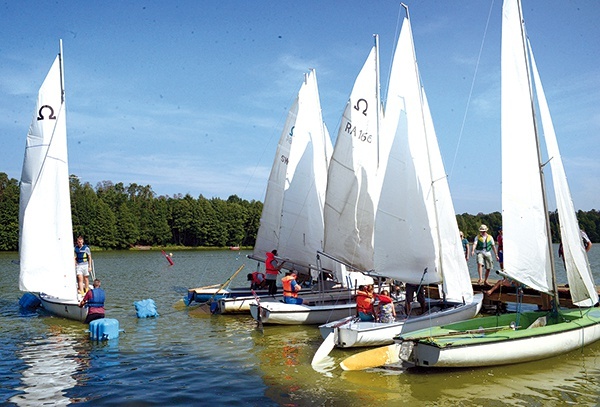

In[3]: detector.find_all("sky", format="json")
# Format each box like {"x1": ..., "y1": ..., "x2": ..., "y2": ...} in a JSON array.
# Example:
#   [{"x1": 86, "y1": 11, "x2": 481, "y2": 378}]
[{"x1": 1, "y1": 1, "x2": 599, "y2": 214}]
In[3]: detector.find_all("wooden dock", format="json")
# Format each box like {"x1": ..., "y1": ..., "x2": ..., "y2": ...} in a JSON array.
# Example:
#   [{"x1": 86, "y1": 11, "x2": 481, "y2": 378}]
[{"x1": 425, "y1": 279, "x2": 597, "y2": 310}]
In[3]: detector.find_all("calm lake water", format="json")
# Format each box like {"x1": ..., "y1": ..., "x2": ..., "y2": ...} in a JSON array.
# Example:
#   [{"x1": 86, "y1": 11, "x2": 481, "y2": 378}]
[{"x1": 1, "y1": 246, "x2": 600, "y2": 406}]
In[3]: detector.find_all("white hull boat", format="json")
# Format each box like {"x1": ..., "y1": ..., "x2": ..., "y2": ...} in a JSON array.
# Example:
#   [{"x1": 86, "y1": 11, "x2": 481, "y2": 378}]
[
  {"x1": 250, "y1": 300, "x2": 358, "y2": 325},
  {"x1": 320, "y1": 294, "x2": 483, "y2": 348}
]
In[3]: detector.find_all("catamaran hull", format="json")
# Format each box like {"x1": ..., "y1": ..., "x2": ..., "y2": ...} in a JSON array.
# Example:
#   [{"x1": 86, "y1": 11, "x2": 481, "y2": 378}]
[
  {"x1": 249, "y1": 301, "x2": 357, "y2": 325},
  {"x1": 39, "y1": 293, "x2": 88, "y2": 322},
  {"x1": 398, "y1": 308, "x2": 600, "y2": 368},
  {"x1": 320, "y1": 294, "x2": 483, "y2": 348}
]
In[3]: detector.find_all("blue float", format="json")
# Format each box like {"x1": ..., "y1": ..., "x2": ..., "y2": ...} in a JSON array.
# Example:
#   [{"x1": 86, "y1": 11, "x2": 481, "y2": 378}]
[
  {"x1": 19, "y1": 292, "x2": 41, "y2": 310},
  {"x1": 134, "y1": 298, "x2": 159, "y2": 318},
  {"x1": 89, "y1": 318, "x2": 120, "y2": 340}
]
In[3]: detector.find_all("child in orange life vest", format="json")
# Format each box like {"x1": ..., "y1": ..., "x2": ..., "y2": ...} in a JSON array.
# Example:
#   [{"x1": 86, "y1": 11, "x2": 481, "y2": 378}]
[
  {"x1": 356, "y1": 285, "x2": 375, "y2": 321},
  {"x1": 281, "y1": 270, "x2": 303, "y2": 305}
]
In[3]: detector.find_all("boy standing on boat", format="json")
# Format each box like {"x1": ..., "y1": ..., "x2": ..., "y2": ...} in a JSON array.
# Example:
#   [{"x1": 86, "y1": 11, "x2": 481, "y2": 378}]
[
  {"x1": 74, "y1": 236, "x2": 92, "y2": 294},
  {"x1": 265, "y1": 249, "x2": 285, "y2": 295},
  {"x1": 472, "y1": 225, "x2": 498, "y2": 286}
]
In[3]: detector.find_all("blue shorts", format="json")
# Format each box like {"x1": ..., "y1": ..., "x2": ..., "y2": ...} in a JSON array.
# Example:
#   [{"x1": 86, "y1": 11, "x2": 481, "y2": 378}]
[
  {"x1": 358, "y1": 312, "x2": 375, "y2": 321},
  {"x1": 283, "y1": 296, "x2": 303, "y2": 305}
]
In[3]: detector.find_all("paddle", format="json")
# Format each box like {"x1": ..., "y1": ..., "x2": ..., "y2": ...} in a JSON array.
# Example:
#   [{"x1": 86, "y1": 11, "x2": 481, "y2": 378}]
[{"x1": 191, "y1": 264, "x2": 246, "y2": 315}]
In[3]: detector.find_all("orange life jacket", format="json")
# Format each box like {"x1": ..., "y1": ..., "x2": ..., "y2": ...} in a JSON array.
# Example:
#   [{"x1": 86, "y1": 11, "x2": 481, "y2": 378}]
[
  {"x1": 356, "y1": 291, "x2": 373, "y2": 313},
  {"x1": 281, "y1": 275, "x2": 299, "y2": 298}
]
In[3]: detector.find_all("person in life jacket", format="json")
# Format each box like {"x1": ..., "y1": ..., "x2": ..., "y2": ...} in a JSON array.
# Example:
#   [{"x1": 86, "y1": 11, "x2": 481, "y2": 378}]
[
  {"x1": 74, "y1": 235, "x2": 93, "y2": 295},
  {"x1": 78, "y1": 278, "x2": 105, "y2": 324},
  {"x1": 281, "y1": 270, "x2": 303, "y2": 305},
  {"x1": 356, "y1": 285, "x2": 375, "y2": 321},
  {"x1": 375, "y1": 290, "x2": 396, "y2": 323},
  {"x1": 247, "y1": 271, "x2": 266, "y2": 290},
  {"x1": 471, "y1": 224, "x2": 499, "y2": 286},
  {"x1": 265, "y1": 249, "x2": 286, "y2": 295}
]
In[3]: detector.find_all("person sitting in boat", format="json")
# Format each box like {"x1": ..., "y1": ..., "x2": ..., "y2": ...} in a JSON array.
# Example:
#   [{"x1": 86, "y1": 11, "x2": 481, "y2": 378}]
[
  {"x1": 356, "y1": 285, "x2": 375, "y2": 321},
  {"x1": 247, "y1": 271, "x2": 267, "y2": 290},
  {"x1": 281, "y1": 270, "x2": 303, "y2": 305},
  {"x1": 78, "y1": 278, "x2": 105, "y2": 324},
  {"x1": 265, "y1": 249, "x2": 286, "y2": 295},
  {"x1": 376, "y1": 290, "x2": 396, "y2": 323}
]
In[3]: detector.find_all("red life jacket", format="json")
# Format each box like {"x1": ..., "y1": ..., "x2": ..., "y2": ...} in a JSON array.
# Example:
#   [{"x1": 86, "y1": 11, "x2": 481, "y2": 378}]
[
  {"x1": 265, "y1": 252, "x2": 278, "y2": 276},
  {"x1": 356, "y1": 291, "x2": 373, "y2": 313},
  {"x1": 251, "y1": 271, "x2": 264, "y2": 284}
]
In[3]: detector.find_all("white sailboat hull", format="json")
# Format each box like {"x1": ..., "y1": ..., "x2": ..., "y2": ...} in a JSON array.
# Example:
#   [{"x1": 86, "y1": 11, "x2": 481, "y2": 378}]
[
  {"x1": 249, "y1": 301, "x2": 356, "y2": 325},
  {"x1": 401, "y1": 310, "x2": 600, "y2": 368},
  {"x1": 218, "y1": 288, "x2": 356, "y2": 314},
  {"x1": 320, "y1": 294, "x2": 483, "y2": 348},
  {"x1": 39, "y1": 293, "x2": 88, "y2": 322}
]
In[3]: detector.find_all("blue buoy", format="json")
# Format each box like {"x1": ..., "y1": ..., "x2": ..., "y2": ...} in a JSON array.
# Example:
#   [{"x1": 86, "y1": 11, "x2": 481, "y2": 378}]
[
  {"x1": 89, "y1": 318, "x2": 120, "y2": 340},
  {"x1": 134, "y1": 298, "x2": 159, "y2": 318},
  {"x1": 19, "y1": 293, "x2": 41, "y2": 310}
]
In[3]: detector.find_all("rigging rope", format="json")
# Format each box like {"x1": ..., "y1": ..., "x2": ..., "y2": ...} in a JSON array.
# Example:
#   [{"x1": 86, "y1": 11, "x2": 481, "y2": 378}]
[{"x1": 449, "y1": 0, "x2": 496, "y2": 179}]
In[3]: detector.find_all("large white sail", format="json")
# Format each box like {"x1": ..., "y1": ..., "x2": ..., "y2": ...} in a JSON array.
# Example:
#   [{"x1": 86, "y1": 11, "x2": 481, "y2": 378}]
[
  {"x1": 253, "y1": 70, "x2": 333, "y2": 273},
  {"x1": 528, "y1": 41, "x2": 598, "y2": 307},
  {"x1": 375, "y1": 16, "x2": 472, "y2": 303},
  {"x1": 501, "y1": 0, "x2": 553, "y2": 294},
  {"x1": 19, "y1": 51, "x2": 76, "y2": 301},
  {"x1": 323, "y1": 43, "x2": 382, "y2": 272}
]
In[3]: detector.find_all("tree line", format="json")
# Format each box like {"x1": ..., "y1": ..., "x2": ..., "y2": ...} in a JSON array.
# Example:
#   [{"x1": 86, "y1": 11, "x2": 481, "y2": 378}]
[{"x1": 0, "y1": 171, "x2": 598, "y2": 251}]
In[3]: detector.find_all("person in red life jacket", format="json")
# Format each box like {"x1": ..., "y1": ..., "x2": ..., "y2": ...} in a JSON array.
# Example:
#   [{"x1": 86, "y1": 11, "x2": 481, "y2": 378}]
[
  {"x1": 74, "y1": 235, "x2": 93, "y2": 295},
  {"x1": 281, "y1": 270, "x2": 303, "y2": 304},
  {"x1": 78, "y1": 278, "x2": 105, "y2": 324},
  {"x1": 375, "y1": 290, "x2": 396, "y2": 323},
  {"x1": 356, "y1": 285, "x2": 375, "y2": 321},
  {"x1": 265, "y1": 249, "x2": 286, "y2": 295},
  {"x1": 247, "y1": 271, "x2": 267, "y2": 290}
]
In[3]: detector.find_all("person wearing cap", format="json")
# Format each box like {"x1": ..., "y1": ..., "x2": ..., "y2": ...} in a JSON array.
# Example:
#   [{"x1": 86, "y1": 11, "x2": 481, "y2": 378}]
[
  {"x1": 471, "y1": 224, "x2": 498, "y2": 286},
  {"x1": 281, "y1": 270, "x2": 303, "y2": 304}
]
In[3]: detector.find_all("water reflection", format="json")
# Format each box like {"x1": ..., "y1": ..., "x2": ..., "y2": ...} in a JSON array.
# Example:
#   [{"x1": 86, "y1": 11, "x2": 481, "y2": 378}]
[{"x1": 9, "y1": 324, "x2": 87, "y2": 406}]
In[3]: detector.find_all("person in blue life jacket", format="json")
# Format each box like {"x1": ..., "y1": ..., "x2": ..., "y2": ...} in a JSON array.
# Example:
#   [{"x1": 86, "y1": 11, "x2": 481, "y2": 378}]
[
  {"x1": 79, "y1": 279, "x2": 105, "y2": 324},
  {"x1": 74, "y1": 235, "x2": 93, "y2": 294}
]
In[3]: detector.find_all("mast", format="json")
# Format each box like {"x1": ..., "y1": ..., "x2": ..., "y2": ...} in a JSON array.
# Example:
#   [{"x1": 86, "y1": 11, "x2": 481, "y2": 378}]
[
  {"x1": 516, "y1": 0, "x2": 559, "y2": 307},
  {"x1": 58, "y1": 39, "x2": 65, "y2": 104},
  {"x1": 374, "y1": 34, "x2": 381, "y2": 168}
]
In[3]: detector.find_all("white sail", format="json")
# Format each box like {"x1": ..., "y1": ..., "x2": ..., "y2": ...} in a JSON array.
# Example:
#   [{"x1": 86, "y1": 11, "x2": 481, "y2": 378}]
[
  {"x1": 501, "y1": 0, "x2": 553, "y2": 294},
  {"x1": 19, "y1": 50, "x2": 77, "y2": 301},
  {"x1": 253, "y1": 70, "x2": 334, "y2": 273},
  {"x1": 375, "y1": 16, "x2": 472, "y2": 303},
  {"x1": 323, "y1": 43, "x2": 382, "y2": 272},
  {"x1": 528, "y1": 41, "x2": 598, "y2": 307}
]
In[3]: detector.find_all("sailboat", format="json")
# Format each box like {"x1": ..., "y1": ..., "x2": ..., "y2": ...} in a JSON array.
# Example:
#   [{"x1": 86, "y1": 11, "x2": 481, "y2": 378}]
[
  {"x1": 248, "y1": 58, "x2": 384, "y2": 325},
  {"x1": 19, "y1": 41, "x2": 87, "y2": 322},
  {"x1": 345, "y1": 0, "x2": 600, "y2": 370},
  {"x1": 318, "y1": 6, "x2": 482, "y2": 352}
]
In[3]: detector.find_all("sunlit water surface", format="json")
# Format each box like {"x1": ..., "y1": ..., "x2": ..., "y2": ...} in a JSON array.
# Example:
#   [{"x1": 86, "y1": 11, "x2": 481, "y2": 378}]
[{"x1": 1, "y1": 247, "x2": 600, "y2": 406}]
